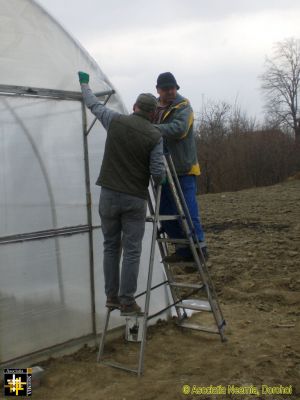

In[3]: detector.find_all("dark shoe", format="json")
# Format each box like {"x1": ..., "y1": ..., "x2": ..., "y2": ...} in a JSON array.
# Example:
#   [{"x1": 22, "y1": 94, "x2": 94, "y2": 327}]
[
  {"x1": 120, "y1": 302, "x2": 143, "y2": 316},
  {"x1": 106, "y1": 296, "x2": 120, "y2": 309},
  {"x1": 163, "y1": 247, "x2": 208, "y2": 264},
  {"x1": 181, "y1": 247, "x2": 209, "y2": 273}
]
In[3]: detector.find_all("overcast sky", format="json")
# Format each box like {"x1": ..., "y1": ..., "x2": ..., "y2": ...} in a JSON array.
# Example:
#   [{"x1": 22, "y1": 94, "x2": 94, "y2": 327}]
[{"x1": 37, "y1": 0, "x2": 300, "y2": 121}]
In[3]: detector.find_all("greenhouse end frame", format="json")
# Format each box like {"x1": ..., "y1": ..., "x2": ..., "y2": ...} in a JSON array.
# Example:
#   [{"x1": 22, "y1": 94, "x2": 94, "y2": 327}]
[{"x1": 0, "y1": 83, "x2": 114, "y2": 365}]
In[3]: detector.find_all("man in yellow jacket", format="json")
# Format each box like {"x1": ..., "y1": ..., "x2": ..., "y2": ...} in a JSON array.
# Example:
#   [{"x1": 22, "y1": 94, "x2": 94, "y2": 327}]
[{"x1": 153, "y1": 72, "x2": 207, "y2": 262}]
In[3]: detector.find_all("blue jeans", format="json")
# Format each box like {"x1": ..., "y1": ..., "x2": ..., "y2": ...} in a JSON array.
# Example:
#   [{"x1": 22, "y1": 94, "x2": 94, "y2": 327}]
[
  {"x1": 159, "y1": 175, "x2": 205, "y2": 256},
  {"x1": 99, "y1": 188, "x2": 147, "y2": 305}
]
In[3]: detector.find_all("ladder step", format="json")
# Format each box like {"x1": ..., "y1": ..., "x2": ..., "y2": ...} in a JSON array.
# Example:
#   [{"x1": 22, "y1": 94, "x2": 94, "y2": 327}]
[
  {"x1": 159, "y1": 215, "x2": 182, "y2": 221},
  {"x1": 177, "y1": 321, "x2": 219, "y2": 334},
  {"x1": 169, "y1": 282, "x2": 204, "y2": 290},
  {"x1": 175, "y1": 300, "x2": 212, "y2": 312},
  {"x1": 146, "y1": 215, "x2": 182, "y2": 222}
]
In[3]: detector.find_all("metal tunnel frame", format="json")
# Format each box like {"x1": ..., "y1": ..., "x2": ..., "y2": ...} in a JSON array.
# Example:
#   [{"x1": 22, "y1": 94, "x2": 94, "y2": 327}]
[{"x1": 0, "y1": 83, "x2": 114, "y2": 366}]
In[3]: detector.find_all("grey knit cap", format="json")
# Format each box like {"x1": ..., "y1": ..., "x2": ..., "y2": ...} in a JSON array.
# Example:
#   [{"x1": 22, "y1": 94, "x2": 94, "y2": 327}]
[{"x1": 136, "y1": 93, "x2": 158, "y2": 113}]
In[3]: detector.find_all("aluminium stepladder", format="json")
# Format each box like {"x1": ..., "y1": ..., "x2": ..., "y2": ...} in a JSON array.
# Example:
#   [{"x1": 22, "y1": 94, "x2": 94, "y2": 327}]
[{"x1": 97, "y1": 152, "x2": 226, "y2": 376}]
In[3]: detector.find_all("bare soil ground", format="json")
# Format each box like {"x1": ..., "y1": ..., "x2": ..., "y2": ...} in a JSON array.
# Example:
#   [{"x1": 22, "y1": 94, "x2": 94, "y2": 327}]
[{"x1": 35, "y1": 180, "x2": 300, "y2": 400}]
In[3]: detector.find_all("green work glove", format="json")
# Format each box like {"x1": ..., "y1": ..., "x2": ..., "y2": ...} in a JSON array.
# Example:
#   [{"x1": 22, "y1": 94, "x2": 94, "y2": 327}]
[
  {"x1": 161, "y1": 176, "x2": 168, "y2": 185},
  {"x1": 152, "y1": 175, "x2": 166, "y2": 186},
  {"x1": 78, "y1": 71, "x2": 89, "y2": 84}
]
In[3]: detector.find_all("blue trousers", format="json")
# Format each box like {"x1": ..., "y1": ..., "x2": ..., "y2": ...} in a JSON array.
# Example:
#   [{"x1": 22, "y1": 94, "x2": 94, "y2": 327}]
[{"x1": 159, "y1": 175, "x2": 205, "y2": 256}]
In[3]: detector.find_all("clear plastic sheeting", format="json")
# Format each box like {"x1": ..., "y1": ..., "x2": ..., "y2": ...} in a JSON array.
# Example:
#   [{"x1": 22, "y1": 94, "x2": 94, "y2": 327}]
[
  {"x1": 0, "y1": 1, "x2": 117, "y2": 102},
  {"x1": 0, "y1": 234, "x2": 93, "y2": 361},
  {"x1": 0, "y1": 96, "x2": 87, "y2": 236},
  {"x1": 0, "y1": 0, "x2": 168, "y2": 364}
]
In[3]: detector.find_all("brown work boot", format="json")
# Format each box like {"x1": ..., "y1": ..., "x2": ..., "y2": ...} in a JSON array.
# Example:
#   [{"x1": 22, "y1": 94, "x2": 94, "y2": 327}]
[
  {"x1": 106, "y1": 296, "x2": 120, "y2": 309},
  {"x1": 120, "y1": 302, "x2": 143, "y2": 316}
]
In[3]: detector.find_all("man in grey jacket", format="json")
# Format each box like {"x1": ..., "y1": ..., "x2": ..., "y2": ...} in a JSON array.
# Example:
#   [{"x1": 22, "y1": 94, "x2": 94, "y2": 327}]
[
  {"x1": 153, "y1": 72, "x2": 207, "y2": 262},
  {"x1": 78, "y1": 71, "x2": 164, "y2": 315}
]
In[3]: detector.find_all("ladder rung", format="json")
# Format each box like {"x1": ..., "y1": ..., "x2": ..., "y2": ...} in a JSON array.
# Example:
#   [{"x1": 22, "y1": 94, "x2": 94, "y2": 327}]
[
  {"x1": 169, "y1": 282, "x2": 204, "y2": 290},
  {"x1": 158, "y1": 215, "x2": 183, "y2": 221},
  {"x1": 175, "y1": 301, "x2": 211, "y2": 312},
  {"x1": 120, "y1": 312, "x2": 145, "y2": 317},
  {"x1": 100, "y1": 360, "x2": 138, "y2": 374},
  {"x1": 146, "y1": 215, "x2": 182, "y2": 222},
  {"x1": 157, "y1": 238, "x2": 190, "y2": 244},
  {"x1": 177, "y1": 321, "x2": 219, "y2": 334}
]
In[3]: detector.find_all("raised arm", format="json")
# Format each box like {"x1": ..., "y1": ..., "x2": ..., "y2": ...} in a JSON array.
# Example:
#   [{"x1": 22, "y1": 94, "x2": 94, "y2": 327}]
[{"x1": 78, "y1": 71, "x2": 120, "y2": 131}]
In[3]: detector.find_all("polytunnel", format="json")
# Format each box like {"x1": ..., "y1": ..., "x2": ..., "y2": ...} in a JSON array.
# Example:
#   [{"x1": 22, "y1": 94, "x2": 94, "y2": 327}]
[{"x1": 0, "y1": 0, "x2": 169, "y2": 365}]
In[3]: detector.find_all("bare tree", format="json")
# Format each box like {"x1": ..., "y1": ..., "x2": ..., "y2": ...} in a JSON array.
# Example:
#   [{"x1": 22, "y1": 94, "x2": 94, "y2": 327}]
[
  {"x1": 196, "y1": 98, "x2": 298, "y2": 193},
  {"x1": 260, "y1": 37, "x2": 300, "y2": 143}
]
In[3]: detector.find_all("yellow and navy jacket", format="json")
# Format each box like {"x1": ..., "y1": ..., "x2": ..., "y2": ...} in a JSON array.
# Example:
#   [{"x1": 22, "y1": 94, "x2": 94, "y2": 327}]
[{"x1": 154, "y1": 94, "x2": 200, "y2": 176}]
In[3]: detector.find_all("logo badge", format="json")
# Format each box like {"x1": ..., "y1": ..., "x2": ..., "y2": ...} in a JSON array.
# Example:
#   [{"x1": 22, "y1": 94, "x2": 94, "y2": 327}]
[{"x1": 4, "y1": 368, "x2": 32, "y2": 397}]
